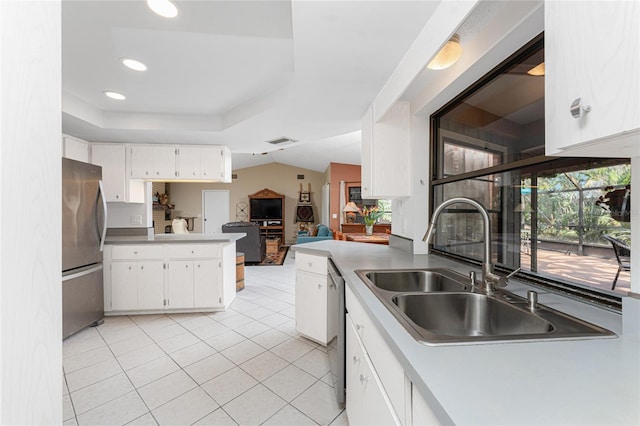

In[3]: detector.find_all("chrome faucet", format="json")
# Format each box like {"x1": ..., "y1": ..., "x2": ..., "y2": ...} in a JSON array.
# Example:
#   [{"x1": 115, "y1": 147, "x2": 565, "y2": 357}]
[{"x1": 423, "y1": 197, "x2": 507, "y2": 294}]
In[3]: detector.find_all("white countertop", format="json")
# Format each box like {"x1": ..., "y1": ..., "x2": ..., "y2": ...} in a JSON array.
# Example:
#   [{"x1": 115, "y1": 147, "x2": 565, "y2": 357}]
[
  {"x1": 293, "y1": 240, "x2": 640, "y2": 425},
  {"x1": 105, "y1": 233, "x2": 246, "y2": 244}
]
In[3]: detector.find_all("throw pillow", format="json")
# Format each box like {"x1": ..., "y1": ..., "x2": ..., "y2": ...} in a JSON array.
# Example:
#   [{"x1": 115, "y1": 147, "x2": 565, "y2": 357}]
[
  {"x1": 317, "y1": 225, "x2": 329, "y2": 237},
  {"x1": 311, "y1": 226, "x2": 319, "y2": 237}
]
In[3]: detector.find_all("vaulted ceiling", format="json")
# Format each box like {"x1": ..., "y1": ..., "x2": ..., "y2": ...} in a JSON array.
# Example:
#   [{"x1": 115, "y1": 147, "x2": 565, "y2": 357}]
[{"x1": 62, "y1": 1, "x2": 439, "y2": 172}]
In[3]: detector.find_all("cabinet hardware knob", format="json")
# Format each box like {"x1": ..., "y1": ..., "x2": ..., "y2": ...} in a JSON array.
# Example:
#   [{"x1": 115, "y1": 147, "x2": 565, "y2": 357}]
[
  {"x1": 570, "y1": 97, "x2": 591, "y2": 119},
  {"x1": 308, "y1": 262, "x2": 312, "y2": 267},
  {"x1": 352, "y1": 356, "x2": 360, "y2": 364},
  {"x1": 355, "y1": 324, "x2": 364, "y2": 331},
  {"x1": 318, "y1": 284, "x2": 322, "y2": 289},
  {"x1": 133, "y1": 251, "x2": 137, "y2": 254},
  {"x1": 140, "y1": 266, "x2": 143, "y2": 270},
  {"x1": 359, "y1": 374, "x2": 369, "y2": 385}
]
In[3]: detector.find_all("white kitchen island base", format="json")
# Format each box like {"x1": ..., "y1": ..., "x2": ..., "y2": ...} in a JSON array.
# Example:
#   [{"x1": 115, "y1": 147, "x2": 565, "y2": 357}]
[{"x1": 103, "y1": 233, "x2": 242, "y2": 315}]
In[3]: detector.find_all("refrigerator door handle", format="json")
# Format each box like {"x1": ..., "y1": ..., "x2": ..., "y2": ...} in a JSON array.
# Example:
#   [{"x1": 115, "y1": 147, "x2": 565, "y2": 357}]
[
  {"x1": 62, "y1": 264, "x2": 104, "y2": 282},
  {"x1": 98, "y1": 180, "x2": 108, "y2": 252}
]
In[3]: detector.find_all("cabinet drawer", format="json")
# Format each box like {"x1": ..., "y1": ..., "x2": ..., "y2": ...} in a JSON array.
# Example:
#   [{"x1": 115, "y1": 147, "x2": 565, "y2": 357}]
[
  {"x1": 346, "y1": 285, "x2": 405, "y2": 423},
  {"x1": 167, "y1": 244, "x2": 220, "y2": 259},
  {"x1": 111, "y1": 245, "x2": 164, "y2": 260},
  {"x1": 295, "y1": 252, "x2": 328, "y2": 275}
]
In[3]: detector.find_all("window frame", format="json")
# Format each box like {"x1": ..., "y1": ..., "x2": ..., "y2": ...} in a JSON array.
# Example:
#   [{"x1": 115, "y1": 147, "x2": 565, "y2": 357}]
[{"x1": 428, "y1": 34, "x2": 624, "y2": 311}]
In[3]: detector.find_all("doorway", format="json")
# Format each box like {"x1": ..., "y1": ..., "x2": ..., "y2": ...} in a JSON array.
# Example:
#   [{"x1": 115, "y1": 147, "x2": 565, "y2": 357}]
[{"x1": 202, "y1": 190, "x2": 230, "y2": 234}]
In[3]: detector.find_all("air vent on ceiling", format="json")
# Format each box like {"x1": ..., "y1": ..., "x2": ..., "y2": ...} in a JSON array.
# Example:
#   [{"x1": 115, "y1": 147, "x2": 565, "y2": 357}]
[{"x1": 266, "y1": 137, "x2": 297, "y2": 146}]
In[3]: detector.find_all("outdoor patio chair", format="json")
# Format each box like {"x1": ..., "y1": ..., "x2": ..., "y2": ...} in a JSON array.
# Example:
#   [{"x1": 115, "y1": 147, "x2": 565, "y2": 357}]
[{"x1": 603, "y1": 235, "x2": 631, "y2": 290}]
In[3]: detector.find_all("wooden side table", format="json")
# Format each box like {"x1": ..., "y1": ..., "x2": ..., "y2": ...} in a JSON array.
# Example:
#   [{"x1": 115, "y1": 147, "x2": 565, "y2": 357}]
[{"x1": 265, "y1": 238, "x2": 281, "y2": 259}]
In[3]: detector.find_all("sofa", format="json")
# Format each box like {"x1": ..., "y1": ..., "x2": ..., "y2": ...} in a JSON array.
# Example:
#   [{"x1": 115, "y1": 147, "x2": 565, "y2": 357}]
[
  {"x1": 221, "y1": 221, "x2": 265, "y2": 263},
  {"x1": 296, "y1": 224, "x2": 333, "y2": 244}
]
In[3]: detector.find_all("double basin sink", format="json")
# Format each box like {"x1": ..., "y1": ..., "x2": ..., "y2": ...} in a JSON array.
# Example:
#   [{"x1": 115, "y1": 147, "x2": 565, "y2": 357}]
[{"x1": 355, "y1": 269, "x2": 615, "y2": 345}]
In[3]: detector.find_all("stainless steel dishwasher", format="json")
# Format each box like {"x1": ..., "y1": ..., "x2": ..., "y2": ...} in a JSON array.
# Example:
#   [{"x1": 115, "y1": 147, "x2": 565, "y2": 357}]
[{"x1": 327, "y1": 259, "x2": 345, "y2": 406}]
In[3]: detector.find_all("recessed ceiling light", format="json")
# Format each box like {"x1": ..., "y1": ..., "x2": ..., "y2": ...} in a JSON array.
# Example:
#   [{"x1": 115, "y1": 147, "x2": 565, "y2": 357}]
[
  {"x1": 121, "y1": 58, "x2": 147, "y2": 72},
  {"x1": 146, "y1": 0, "x2": 178, "y2": 18},
  {"x1": 104, "y1": 91, "x2": 126, "y2": 100}
]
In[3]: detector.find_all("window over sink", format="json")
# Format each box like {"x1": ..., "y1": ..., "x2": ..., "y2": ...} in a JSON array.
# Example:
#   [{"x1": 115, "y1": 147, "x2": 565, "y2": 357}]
[{"x1": 430, "y1": 34, "x2": 630, "y2": 307}]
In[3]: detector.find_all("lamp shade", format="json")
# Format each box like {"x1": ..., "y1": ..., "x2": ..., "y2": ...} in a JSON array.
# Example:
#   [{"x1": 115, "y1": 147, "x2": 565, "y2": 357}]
[
  {"x1": 427, "y1": 34, "x2": 462, "y2": 70},
  {"x1": 343, "y1": 201, "x2": 359, "y2": 212}
]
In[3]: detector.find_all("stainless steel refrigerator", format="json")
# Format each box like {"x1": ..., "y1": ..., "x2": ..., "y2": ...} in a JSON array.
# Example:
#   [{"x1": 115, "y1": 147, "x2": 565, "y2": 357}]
[{"x1": 62, "y1": 158, "x2": 107, "y2": 339}]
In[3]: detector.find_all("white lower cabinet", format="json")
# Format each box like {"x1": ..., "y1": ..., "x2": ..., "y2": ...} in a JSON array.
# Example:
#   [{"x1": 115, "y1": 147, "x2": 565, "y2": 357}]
[
  {"x1": 295, "y1": 253, "x2": 337, "y2": 345},
  {"x1": 194, "y1": 260, "x2": 222, "y2": 308},
  {"x1": 346, "y1": 285, "x2": 442, "y2": 426},
  {"x1": 168, "y1": 260, "x2": 195, "y2": 308},
  {"x1": 105, "y1": 242, "x2": 234, "y2": 313},
  {"x1": 346, "y1": 313, "x2": 400, "y2": 426}
]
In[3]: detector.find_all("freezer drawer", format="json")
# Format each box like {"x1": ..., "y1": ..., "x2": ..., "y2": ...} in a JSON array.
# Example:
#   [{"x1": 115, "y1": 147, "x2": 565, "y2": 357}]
[{"x1": 62, "y1": 264, "x2": 104, "y2": 339}]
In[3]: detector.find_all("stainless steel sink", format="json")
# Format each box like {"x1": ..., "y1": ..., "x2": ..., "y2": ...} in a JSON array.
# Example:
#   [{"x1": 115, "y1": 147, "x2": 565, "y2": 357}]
[
  {"x1": 360, "y1": 268, "x2": 471, "y2": 293},
  {"x1": 392, "y1": 293, "x2": 553, "y2": 341},
  {"x1": 355, "y1": 268, "x2": 616, "y2": 345}
]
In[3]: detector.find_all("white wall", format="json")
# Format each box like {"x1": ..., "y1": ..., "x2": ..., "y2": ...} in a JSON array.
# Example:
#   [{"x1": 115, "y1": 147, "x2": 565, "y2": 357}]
[
  {"x1": 106, "y1": 183, "x2": 153, "y2": 228},
  {"x1": 0, "y1": 1, "x2": 62, "y2": 423}
]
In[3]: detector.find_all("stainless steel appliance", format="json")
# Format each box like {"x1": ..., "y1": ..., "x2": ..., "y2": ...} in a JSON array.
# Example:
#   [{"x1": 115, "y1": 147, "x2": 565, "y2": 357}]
[
  {"x1": 327, "y1": 259, "x2": 345, "y2": 406},
  {"x1": 62, "y1": 158, "x2": 107, "y2": 339}
]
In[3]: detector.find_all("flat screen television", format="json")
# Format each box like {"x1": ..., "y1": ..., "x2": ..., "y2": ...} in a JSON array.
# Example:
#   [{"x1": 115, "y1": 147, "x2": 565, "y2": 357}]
[{"x1": 250, "y1": 198, "x2": 282, "y2": 220}]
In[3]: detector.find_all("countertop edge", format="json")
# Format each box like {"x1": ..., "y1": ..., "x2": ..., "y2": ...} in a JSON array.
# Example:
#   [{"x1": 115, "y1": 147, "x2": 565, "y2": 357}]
[{"x1": 105, "y1": 232, "x2": 246, "y2": 244}]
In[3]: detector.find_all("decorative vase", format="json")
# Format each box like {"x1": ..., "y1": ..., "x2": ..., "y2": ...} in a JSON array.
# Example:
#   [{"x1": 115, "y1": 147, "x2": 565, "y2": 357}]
[{"x1": 365, "y1": 225, "x2": 373, "y2": 235}]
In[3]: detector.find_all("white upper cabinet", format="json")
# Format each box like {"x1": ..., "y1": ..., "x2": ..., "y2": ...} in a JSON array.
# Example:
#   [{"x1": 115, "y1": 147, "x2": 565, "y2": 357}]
[
  {"x1": 361, "y1": 101, "x2": 411, "y2": 198},
  {"x1": 177, "y1": 145, "x2": 231, "y2": 182},
  {"x1": 545, "y1": 1, "x2": 639, "y2": 156},
  {"x1": 62, "y1": 135, "x2": 90, "y2": 162},
  {"x1": 176, "y1": 146, "x2": 201, "y2": 179},
  {"x1": 130, "y1": 145, "x2": 177, "y2": 179},
  {"x1": 201, "y1": 146, "x2": 231, "y2": 182},
  {"x1": 131, "y1": 144, "x2": 231, "y2": 182},
  {"x1": 91, "y1": 144, "x2": 144, "y2": 203}
]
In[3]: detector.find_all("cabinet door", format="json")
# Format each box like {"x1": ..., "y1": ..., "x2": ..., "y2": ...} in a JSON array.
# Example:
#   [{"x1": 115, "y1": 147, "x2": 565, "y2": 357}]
[
  {"x1": 130, "y1": 146, "x2": 154, "y2": 178},
  {"x1": 153, "y1": 146, "x2": 176, "y2": 179},
  {"x1": 111, "y1": 262, "x2": 138, "y2": 311},
  {"x1": 63, "y1": 136, "x2": 90, "y2": 162},
  {"x1": 361, "y1": 102, "x2": 411, "y2": 198},
  {"x1": 177, "y1": 146, "x2": 201, "y2": 179},
  {"x1": 137, "y1": 261, "x2": 165, "y2": 310},
  {"x1": 360, "y1": 107, "x2": 374, "y2": 198},
  {"x1": 91, "y1": 144, "x2": 126, "y2": 202},
  {"x1": 545, "y1": 1, "x2": 639, "y2": 155},
  {"x1": 168, "y1": 260, "x2": 194, "y2": 308},
  {"x1": 295, "y1": 270, "x2": 328, "y2": 344},
  {"x1": 200, "y1": 147, "x2": 224, "y2": 181},
  {"x1": 346, "y1": 315, "x2": 400, "y2": 426},
  {"x1": 194, "y1": 260, "x2": 221, "y2": 308}
]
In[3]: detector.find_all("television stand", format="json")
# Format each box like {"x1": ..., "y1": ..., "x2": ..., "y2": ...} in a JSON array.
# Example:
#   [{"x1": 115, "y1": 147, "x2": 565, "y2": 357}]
[{"x1": 248, "y1": 188, "x2": 285, "y2": 243}]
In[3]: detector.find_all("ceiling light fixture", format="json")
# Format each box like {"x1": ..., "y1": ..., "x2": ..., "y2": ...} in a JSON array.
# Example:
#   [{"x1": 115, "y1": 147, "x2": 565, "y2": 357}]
[
  {"x1": 121, "y1": 58, "x2": 147, "y2": 72},
  {"x1": 146, "y1": 0, "x2": 178, "y2": 18},
  {"x1": 104, "y1": 91, "x2": 126, "y2": 100},
  {"x1": 527, "y1": 62, "x2": 545, "y2": 76},
  {"x1": 427, "y1": 34, "x2": 463, "y2": 70}
]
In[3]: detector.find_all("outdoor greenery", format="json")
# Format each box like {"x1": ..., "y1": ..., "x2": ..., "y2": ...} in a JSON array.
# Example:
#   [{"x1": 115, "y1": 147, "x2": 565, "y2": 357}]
[{"x1": 523, "y1": 164, "x2": 631, "y2": 246}]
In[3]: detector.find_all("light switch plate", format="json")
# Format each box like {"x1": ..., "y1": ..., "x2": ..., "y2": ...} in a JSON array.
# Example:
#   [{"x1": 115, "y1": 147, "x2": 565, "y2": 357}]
[{"x1": 332, "y1": 213, "x2": 337, "y2": 219}]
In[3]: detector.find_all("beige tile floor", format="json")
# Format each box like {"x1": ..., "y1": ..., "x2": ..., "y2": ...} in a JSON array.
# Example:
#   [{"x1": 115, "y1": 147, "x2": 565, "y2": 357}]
[{"x1": 63, "y1": 252, "x2": 349, "y2": 426}]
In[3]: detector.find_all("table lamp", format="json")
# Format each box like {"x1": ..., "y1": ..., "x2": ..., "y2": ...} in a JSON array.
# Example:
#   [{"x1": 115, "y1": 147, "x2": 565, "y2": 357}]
[{"x1": 343, "y1": 201, "x2": 359, "y2": 223}]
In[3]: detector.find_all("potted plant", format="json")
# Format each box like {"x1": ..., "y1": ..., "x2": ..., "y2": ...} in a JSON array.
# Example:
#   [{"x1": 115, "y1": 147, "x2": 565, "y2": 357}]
[{"x1": 360, "y1": 206, "x2": 384, "y2": 235}]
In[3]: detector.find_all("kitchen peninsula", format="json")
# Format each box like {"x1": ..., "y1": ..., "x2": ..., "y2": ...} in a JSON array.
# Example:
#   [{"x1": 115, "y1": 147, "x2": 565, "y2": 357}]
[
  {"x1": 292, "y1": 240, "x2": 639, "y2": 425},
  {"x1": 103, "y1": 232, "x2": 245, "y2": 315}
]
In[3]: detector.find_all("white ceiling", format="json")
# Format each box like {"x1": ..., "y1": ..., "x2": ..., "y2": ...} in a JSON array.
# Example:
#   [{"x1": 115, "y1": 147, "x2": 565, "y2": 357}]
[{"x1": 62, "y1": 0, "x2": 439, "y2": 172}]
